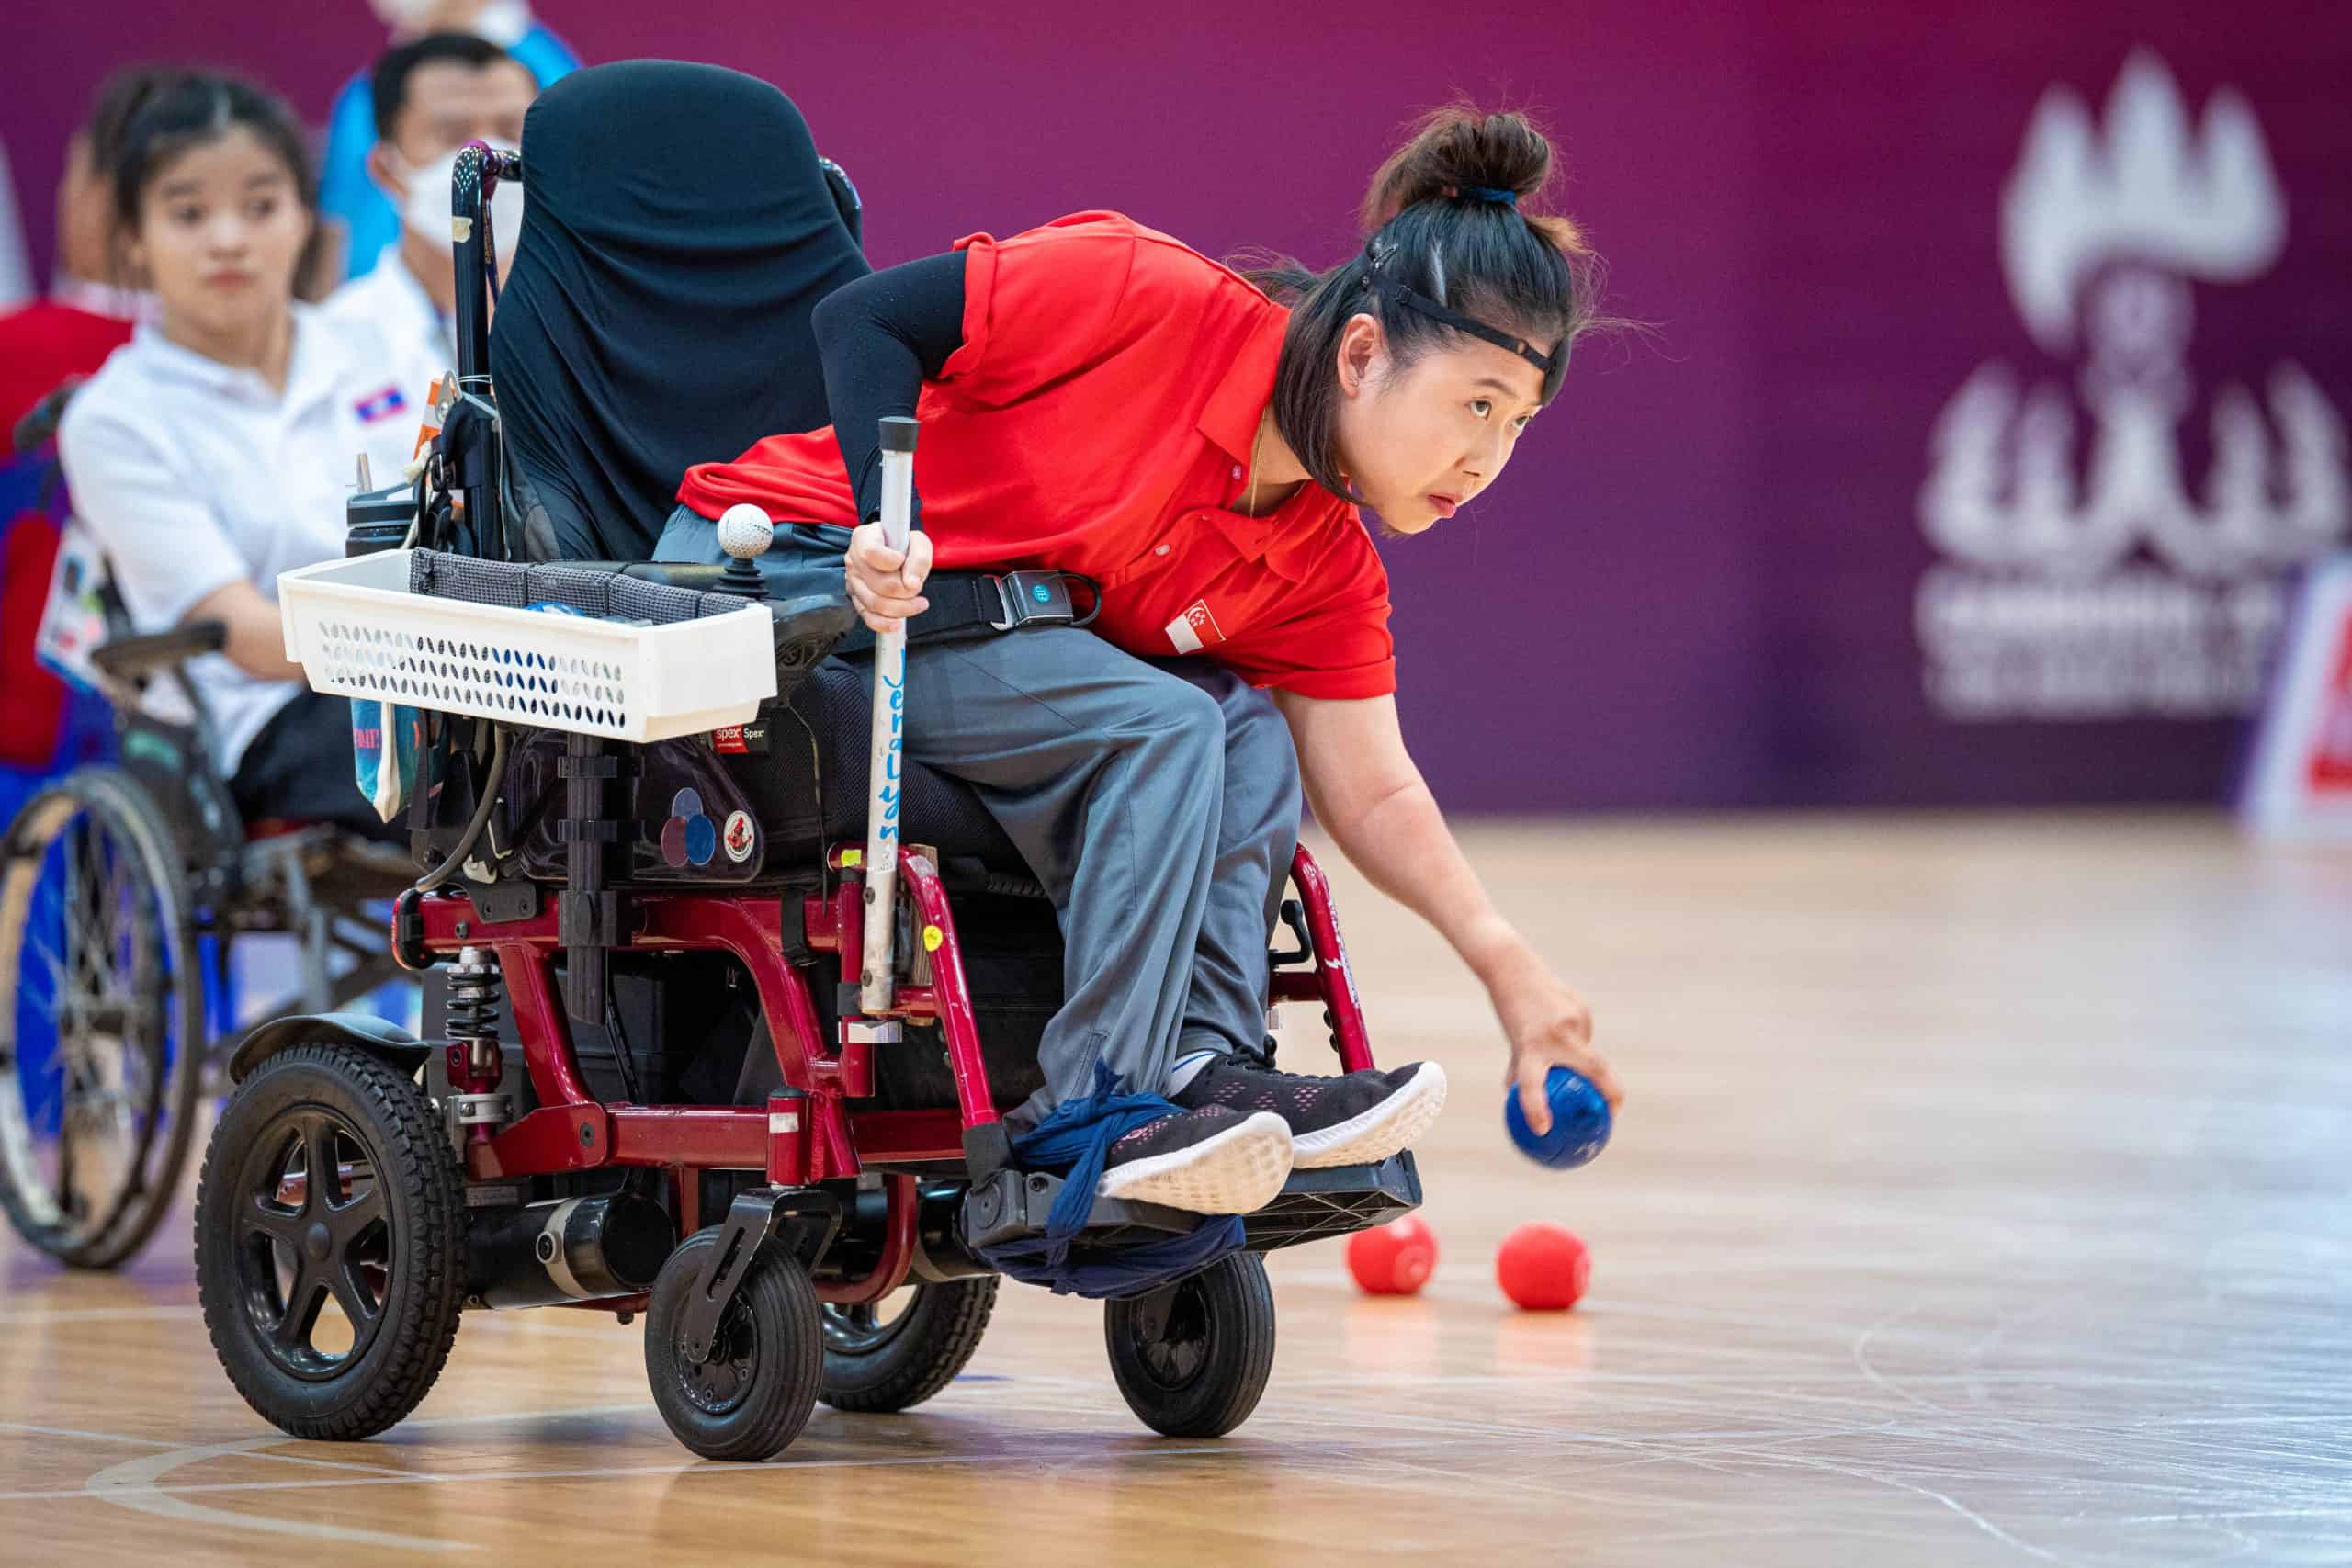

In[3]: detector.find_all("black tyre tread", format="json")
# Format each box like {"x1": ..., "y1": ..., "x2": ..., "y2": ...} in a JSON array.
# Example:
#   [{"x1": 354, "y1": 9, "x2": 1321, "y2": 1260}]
[
  {"x1": 0, "y1": 769, "x2": 205, "y2": 1269},
  {"x1": 195, "y1": 1043, "x2": 466, "y2": 1441},
  {"x1": 1104, "y1": 1252, "x2": 1277, "y2": 1439},
  {"x1": 56, "y1": 770, "x2": 206, "y2": 1269},
  {"x1": 820, "y1": 1277, "x2": 999, "y2": 1414},
  {"x1": 646, "y1": 1230, "x2": 826, "y2": 1461}
]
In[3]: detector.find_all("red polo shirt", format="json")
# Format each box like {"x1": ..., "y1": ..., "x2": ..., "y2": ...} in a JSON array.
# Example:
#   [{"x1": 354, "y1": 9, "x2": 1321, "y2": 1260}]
[{"x1": 677, "y1": 212, "x2": 1396, "y2": 700}]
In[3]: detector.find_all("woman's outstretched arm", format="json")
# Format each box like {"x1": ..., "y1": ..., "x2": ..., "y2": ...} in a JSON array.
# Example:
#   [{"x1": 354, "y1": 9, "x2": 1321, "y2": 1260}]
[{"x1": 1275, "y1": 688, "x2": 1625, "y2": 1128}]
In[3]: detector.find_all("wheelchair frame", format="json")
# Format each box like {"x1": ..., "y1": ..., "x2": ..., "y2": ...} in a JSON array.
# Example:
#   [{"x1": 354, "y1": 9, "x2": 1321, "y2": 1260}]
[{"x1": 390, "y1": 838, "x2": 1387, "y2": 1312}]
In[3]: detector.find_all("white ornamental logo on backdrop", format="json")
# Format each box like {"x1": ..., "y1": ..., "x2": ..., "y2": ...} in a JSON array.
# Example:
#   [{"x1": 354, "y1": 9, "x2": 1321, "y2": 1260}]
[{"x1": 1916, "y1": 51, "x2": 2347, "y2": 719}]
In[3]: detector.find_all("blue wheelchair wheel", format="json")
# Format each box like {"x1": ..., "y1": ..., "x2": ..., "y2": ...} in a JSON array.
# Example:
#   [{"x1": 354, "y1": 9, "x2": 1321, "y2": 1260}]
[{"x1": 0, "y1": 768, "x2": 206, "y2": 1268}]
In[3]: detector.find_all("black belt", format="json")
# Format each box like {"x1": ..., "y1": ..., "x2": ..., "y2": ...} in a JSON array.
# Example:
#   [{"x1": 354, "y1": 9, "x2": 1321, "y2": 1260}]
[{"x1": 834, "y1": 568, "x2": 1100, "y2": 655}]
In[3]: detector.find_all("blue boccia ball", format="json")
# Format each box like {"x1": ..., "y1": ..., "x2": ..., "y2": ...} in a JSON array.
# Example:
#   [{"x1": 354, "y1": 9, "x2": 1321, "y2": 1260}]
[
  {"x1": 526, "y1": 600, "x2": 582, "y2": 615},
  {"x1": 1505, "y1": 1066, "x2": 1612, "y2": 1169}
]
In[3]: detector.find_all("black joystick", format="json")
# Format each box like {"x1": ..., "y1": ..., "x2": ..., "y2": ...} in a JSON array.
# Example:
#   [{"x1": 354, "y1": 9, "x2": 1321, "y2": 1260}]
[{"x1": 715, "y1": 503, "x2": 774, "y2": 600}]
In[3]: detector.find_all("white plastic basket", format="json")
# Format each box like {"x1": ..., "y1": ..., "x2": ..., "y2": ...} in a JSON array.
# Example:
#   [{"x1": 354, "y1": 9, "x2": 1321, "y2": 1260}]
[{"x1": 277, "y1": 549, "x2": 777, "y2": 743}]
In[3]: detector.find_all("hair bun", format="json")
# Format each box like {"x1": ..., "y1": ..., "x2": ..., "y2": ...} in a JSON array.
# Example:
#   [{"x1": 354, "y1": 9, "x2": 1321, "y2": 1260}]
[{"x1": 1361, "y1": 107, "x2": 1554, "y2": 230}]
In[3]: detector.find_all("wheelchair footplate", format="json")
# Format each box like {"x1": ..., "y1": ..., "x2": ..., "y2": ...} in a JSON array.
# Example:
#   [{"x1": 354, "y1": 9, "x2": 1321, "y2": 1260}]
[{"x1": 960, "y1": 1152, "x2": 1421, "y2": 1257}]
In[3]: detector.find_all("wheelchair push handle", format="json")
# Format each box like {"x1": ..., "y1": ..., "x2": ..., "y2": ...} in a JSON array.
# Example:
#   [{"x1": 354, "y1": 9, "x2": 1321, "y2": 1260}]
[
  {"x1": 859, "y1": 415, "x2": 921, "y2": 1010},
  {"x1": 451, "y1": 141, "x2": 525, "y2": 392}
]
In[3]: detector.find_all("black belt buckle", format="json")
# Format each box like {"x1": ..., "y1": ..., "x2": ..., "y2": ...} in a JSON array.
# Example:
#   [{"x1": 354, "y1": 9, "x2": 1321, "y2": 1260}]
[{"x1": 987, "y1": 570, "x2": 1075, "y2": 630}]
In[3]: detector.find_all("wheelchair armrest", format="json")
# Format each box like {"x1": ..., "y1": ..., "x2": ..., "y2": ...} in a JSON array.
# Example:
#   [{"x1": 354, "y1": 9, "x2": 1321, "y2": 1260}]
[
  {"x1": 89, "y1": 620, "x2": 229, "y2": 681},
  {"x1": 546, "y1": 560, "x2": 851, "y2": 697},
  {"x1": 560, "y1": 560, "x2": 730, "y2": 592},
  {"x1": 770, "y1": 594, "x2": 857, "y2": 694}
]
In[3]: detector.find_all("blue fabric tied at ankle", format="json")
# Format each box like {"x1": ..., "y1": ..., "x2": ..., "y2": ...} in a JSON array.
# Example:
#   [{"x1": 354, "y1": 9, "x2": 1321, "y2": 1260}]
[{"x1": 978, "y1": 1063, "x2": 1247, "y2": 1300}]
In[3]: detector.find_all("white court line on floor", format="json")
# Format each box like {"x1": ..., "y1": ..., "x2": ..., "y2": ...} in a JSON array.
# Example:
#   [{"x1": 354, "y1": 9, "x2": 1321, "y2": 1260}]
[
  {"x1": 0, "y1": 1304, "x2": 205, "y2": 1325},
  {"x1": 0, "y1": 1418, "x2": 449, "y2": 1480},
  {"x1": 0, "y1": 1419, "x2": 186, "y2": 1448},
  {"x1": 82, "y1": 1438, "x2": 477, "y2": 1554},
  {"x1": 57, "y1": 1401, "x2": 669, "y2": 1554},
  {"x1": 13, "y1": 1422, "x2": 1703, "y2": 1512}
]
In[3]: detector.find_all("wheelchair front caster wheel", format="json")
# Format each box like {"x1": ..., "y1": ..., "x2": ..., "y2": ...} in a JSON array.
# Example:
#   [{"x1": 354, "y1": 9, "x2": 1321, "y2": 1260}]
[
  {"x1": 645, "y1": 1225, "x2": 824, "y2": 1461},
  {"x1": 1103, "y1": 1251, "x2": 1276, "y2": 1438}
]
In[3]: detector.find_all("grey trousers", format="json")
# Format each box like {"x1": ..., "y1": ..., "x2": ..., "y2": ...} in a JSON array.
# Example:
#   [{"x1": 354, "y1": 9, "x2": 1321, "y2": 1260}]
[{"x1": 659, "y1": 510, "x2": 1300, "y2": 1127}]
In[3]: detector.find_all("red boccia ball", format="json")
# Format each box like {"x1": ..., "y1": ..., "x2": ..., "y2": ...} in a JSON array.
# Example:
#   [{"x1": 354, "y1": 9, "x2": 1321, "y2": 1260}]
[
  {"x1": 1497, "y1": 1223, "x2": 1589, "y2": 1311},
  {"x1": 1347, "y1": 1214, "x2": 1440, "y2": 1295}
]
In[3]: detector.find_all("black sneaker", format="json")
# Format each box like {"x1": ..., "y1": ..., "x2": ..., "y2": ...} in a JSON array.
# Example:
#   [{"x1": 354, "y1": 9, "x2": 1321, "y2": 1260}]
[
  {"x1": 1173, "y1": 1051, "x2": 1447, "y2": 1168},
  {"x1": 1098, "y1": 1105, "x2": 1293, "y2": 1214}
]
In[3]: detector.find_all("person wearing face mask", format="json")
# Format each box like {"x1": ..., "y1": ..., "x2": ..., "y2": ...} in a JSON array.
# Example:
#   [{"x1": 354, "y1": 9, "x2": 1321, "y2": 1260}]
[
  {"x1": 321, "y1": 0, "x2": 574, "y2": 283},
  {"x1": 321, "y1": 33, "x2": 534, "y2": 412}
]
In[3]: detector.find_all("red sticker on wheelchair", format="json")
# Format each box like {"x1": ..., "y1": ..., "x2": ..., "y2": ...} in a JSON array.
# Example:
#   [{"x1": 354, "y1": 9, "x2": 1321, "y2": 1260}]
[
  {"x1": 723, "y1": 809, "x2": 756, "y2": 863},
  {"x1": 1165, "y1": 599, "x2": 1226, "y2": 655}
]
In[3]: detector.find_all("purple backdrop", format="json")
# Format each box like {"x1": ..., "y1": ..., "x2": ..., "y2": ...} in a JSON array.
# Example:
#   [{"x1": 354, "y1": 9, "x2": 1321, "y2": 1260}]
[{"x1": 6, "y1": 1, "x2": 2346, "y2": 810}]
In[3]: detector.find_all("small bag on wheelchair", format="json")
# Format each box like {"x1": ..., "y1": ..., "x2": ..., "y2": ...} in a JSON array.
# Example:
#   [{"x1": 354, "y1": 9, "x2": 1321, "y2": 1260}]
[{"x1": 350, "y1": 698, "x2": 424, "y2": 823}]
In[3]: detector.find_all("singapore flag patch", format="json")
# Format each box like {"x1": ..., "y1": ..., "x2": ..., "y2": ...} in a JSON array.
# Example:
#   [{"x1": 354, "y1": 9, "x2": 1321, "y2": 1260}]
[{"x1": 1165, "y1": 599, "x2": 1227, "y2": 654}]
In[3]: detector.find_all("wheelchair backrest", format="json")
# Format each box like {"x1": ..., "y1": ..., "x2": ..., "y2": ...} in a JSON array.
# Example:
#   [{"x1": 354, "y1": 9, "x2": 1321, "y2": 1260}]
[{"x1": 470, "y1": 61, "x2": 872, "y2": 566}]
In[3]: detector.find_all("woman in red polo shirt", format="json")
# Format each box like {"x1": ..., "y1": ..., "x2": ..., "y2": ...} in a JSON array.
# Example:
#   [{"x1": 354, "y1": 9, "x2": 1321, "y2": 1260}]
[{"x1": 662, "y1": 108, "x2": 1623, "y2": 1214}]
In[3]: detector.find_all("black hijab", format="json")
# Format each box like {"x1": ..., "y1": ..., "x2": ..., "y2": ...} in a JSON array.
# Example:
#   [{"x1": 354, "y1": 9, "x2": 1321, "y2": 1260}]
[{"x1": 492, "y1": 60, "x2": 869, "y2": 560}]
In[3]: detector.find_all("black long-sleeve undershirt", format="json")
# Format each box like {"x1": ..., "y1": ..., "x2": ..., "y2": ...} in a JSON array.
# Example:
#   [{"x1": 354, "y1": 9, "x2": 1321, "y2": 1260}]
[{"x1": 809, "y1": 249, "x2": 968, "y2": 529}]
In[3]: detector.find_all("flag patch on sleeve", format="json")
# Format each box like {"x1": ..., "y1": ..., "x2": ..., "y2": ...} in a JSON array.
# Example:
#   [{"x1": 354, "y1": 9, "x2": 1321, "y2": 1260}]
[{"x1": 354, "y1": 384, "x2": 409, "y2": 424}]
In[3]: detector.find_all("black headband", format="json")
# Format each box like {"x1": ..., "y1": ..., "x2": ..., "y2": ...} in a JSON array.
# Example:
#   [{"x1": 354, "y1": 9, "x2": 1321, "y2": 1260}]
[{"x1": 1363, "y1": 243, "x2": 1558, "y2": 377}]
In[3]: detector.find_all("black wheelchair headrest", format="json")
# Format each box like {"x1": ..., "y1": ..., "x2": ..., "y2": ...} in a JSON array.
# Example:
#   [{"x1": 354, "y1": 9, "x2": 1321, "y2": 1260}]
[{"x1": 491, "y1": 61, "x2": 870, "y2": 564}]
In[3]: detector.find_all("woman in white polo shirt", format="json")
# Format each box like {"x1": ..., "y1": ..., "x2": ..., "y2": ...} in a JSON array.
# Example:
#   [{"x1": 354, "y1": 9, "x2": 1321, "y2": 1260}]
[{"x1": 59, "y1": 73, "x2": 420, "y2": 836}]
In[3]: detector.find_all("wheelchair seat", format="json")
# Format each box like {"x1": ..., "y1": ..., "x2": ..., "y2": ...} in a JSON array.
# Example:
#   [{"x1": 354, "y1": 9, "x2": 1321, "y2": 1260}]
[
  {"x1": 786, "y1": 658, "x2": 1023, "y2": 866},
  {"x1": 495, "y1": 655, "x2": 1026, "y2": 886}
]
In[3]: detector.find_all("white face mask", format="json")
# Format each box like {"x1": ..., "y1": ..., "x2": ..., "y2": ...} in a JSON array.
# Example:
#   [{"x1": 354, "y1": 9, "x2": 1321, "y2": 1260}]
[
  {"x1": 368, "y1": 0, "x2": 445, "y2": 31},
  {"x1": 397, "y1": 141, "x2": 525, "y2": 261}
]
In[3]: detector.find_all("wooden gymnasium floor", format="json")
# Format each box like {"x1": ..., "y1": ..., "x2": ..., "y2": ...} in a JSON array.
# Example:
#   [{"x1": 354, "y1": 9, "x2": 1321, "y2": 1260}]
[{"x1": 3, "y1": 813, "x2": 2347, "y2": 1566}]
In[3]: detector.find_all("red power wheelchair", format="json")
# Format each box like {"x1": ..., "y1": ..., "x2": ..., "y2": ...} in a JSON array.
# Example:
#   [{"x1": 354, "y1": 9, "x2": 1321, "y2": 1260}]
[{"x1": 192, "y1": 68, "x2": 1421, "y2": 1463}]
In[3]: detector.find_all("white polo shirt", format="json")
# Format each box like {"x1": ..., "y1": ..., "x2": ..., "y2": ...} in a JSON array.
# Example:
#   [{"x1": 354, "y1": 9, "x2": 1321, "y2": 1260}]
[
  {"x1": 321, "y1": 253, "x2": 452, "y2": 418},
  {"x1": 56, "y1": 306, "x2": 424, "y2": 776}
]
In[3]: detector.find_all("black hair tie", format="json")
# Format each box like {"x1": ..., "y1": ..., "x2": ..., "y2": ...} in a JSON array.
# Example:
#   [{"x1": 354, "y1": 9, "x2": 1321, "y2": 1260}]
[{"x1": 1362, "y1": 242, "x2": 1556, "y2": 377}]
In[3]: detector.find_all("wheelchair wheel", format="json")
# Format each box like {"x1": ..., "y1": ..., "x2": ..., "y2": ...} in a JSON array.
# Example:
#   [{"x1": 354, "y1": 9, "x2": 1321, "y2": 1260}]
[
  {"x1": 1103, "y1": 1252, "x2": 1277, "y2": 1438},
  {"x1": 194, "y1": 1042, "x2": 466, "y2": 1441},
  {"x1": 645, "y1": 1225, "x2": 825, "y2": 1461},
  {"x1": 0, "y1": 770, "x2": 206, "y2": 1269},
  {"x1": 819, "y1": 1277, "x2": 998, "y2": 1414}
]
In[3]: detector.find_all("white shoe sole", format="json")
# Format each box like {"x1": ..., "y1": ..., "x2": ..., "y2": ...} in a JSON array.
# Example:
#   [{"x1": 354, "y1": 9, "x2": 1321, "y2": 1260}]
[
  {"x1": 1097, "y1": 1111, "x2": 1294, "y2": 1215},
  {"x1": 1291, "y1": 1062, "x2": 1449, "y2": 1168}
]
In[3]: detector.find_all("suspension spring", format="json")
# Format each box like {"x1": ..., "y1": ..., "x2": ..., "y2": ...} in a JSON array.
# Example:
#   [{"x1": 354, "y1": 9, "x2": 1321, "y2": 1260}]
[{"x1": 447, "y1": 945, "x2": 504, "y2": 1080}]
